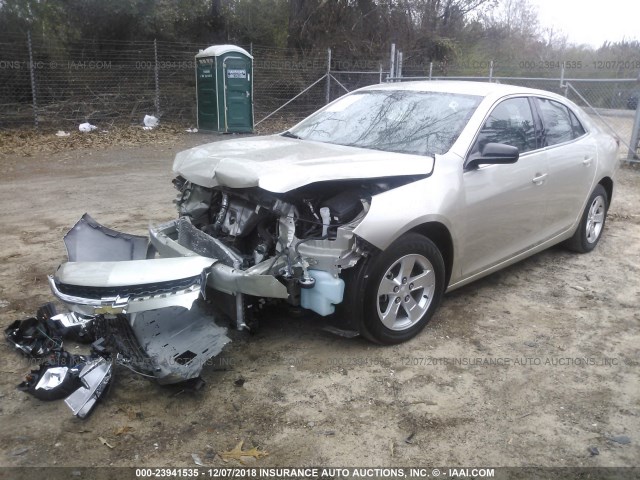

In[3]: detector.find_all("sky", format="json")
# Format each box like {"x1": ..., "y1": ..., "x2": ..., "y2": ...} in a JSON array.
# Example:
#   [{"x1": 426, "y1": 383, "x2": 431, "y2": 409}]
[{"x1": 528, "y1": 0, "x2": 640, "y2": 47}]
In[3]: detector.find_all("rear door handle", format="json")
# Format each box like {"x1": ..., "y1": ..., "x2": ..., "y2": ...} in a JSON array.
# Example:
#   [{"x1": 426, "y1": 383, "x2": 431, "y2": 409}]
[
  {"x1": 532, "y1": 173, "x2": 548, "y2": 185},
  {"x1": 582, "y1": 156, "x2": 593, "y2": 166}
]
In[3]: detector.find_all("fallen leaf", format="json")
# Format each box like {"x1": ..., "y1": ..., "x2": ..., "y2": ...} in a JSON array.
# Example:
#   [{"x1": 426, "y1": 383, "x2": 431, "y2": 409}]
[
  {"x1": 98, "y1": 437, "x2": 114, "y2": 449},
  {"x1": 0, "y1": 125, "x2": 188, "y2": 158},
  {"x1": 219, "y1": 440, "x2": 268, "y2": 464},
  {"x1": 114, "y1": 426, "x2": 134, "y2": 436}
]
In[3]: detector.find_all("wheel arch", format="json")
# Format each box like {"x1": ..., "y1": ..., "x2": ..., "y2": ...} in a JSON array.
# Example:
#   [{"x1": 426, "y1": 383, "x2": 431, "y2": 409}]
[
  {"x1": 408, "y1": 221, "x2": 454, "y2": 287},
  {"x1": 335, "y1": 225, "x2": 452, "y2": 336},
  {"x1": 598, "y1": 176, "x2": 613, "y2": 206}
]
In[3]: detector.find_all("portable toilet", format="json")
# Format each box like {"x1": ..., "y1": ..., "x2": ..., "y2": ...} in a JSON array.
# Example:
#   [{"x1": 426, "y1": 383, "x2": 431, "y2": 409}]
[{"x1": 195, "y1": 45, "x2": 253, "y2": 133}]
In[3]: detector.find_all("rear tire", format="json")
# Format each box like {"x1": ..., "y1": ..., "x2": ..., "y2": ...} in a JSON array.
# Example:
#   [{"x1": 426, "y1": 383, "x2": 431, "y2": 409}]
[
  {"x1": 359, "y1": 233, "x2": 445, "y2": 345},
  {"x1": 566, "y1": 184, "x2": 608, "y2": 253}
]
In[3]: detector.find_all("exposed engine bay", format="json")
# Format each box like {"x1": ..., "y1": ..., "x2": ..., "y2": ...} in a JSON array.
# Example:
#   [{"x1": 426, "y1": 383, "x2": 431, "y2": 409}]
[{"x1": 169, "y1": 176, "x2": 418, "y2": 324}]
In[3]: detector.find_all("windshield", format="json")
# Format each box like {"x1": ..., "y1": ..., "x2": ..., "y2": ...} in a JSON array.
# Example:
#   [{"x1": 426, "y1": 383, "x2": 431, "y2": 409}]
[{"x1": 288, "y1": 90, "x2": 482, "y2": 156}]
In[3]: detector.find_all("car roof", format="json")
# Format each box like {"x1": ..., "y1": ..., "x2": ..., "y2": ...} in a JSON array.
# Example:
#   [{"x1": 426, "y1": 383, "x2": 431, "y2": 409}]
[{"x1": 358, "y1": 80, "x2": 558, "y2": 99}]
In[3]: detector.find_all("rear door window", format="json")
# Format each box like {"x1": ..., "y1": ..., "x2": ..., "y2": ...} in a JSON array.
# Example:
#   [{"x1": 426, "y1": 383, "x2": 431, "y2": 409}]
[
  {"x1": 569, "y1": 110, "x2": 586, "y2": 138},
  {"x1": 535, "y1": 98, "x2": 577, "y2": 146}
]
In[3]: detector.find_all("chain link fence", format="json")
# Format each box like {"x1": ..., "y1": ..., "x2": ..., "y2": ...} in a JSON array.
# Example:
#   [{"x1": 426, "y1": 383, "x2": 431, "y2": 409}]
[
  {"x1": 252, "y1": 45, "x2": 329, "y2": 131},
  {"x1": 0, "y1": 33, "x2": 339, "y2": 131},
  {"x1": 0, "y1": 33, "x2": 396, "y2": 132},
  {"x1": 1, "y1": 33, "x2": 639, "y2": 159}
]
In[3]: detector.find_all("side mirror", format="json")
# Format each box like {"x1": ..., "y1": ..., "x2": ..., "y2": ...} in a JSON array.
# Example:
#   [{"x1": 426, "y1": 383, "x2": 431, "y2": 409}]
[{"x1": 466, "y1": 143, "x2": 519, "y2": 170}]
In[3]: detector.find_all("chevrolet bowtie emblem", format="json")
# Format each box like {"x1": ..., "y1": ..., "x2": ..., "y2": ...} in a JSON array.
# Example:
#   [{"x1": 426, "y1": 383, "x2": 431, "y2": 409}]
[{"x1": 94, "y1": 296, "x2": 129, "y2": 315}]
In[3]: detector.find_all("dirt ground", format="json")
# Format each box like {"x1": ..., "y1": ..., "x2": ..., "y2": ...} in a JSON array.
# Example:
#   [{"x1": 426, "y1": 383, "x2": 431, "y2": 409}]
[{"x1": 0, "y1": 133, "x2": 638, "y2": 469}]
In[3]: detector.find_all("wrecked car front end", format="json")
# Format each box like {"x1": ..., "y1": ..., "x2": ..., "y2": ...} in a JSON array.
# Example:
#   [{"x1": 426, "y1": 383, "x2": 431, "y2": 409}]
[
  {"x1": 39, "y1": 135, "x2": 431, "y2": 414},
  {"x1": 51, "y1": 134, "x2": 433, "y2": 332},
  {"x1": 154, "y1": 135, "x2": 433, "y2": 330}
]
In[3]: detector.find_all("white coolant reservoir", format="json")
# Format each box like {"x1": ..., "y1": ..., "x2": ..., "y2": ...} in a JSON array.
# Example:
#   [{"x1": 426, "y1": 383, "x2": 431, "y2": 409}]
[
  {"x1": 320, "y1": 207, "x2": 331, "y2": 237},
  {"x1": 300, "y1": 270, "x2": 345, "y2": 316}
]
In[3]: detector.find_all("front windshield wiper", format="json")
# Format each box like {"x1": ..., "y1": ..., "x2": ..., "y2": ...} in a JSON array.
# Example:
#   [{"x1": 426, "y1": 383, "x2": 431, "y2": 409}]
[{"x1": 281, "y1": 130, "x2": 300, "y2": 139}]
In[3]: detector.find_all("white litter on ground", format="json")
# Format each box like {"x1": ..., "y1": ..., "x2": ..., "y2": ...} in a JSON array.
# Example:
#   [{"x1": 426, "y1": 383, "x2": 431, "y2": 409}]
[
  {"x1": 143, "y1": 115, "x2": 159, "y2": 129},
  {"x1": 79, "y1": 123, "x2": 97, "y2": 133}
]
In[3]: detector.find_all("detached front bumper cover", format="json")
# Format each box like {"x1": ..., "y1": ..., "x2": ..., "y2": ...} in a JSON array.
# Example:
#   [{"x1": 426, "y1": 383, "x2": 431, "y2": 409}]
[
  {"x1": 47, "y1": 214, "x2": 232, "y2": 384},
  {"x1": 4, "y1": 214, "x2": 237, "y2": 419},
  {"x1": 52, "y1": 212, "x2": 216, "y2": 316},
  {"x1": 49, "y1": 257, "x2": 211, "y2": 316}
]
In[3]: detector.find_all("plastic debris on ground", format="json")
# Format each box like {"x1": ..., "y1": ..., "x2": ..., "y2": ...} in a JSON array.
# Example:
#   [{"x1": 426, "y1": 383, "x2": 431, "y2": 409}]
[
  {"x1": 55, "y1": 131, "x2": 70, "y2": 137},
  {"x1": 5, "y1": 303, "x2": 63, "y2": 357},
  {"x1": 185, "y1": 128, "x2": 198, "y2": 133},
  {"x1": 65, "y1": 356, "x2": 114, "y2": 418},
  {"x1": 5, "y1": 213, "x2": 231, "y2": 418},
  {"x1": 143, "y1": 115, "x2": 159, "y2": 130},
  {"x1": 6, "y1": 301, "x2": 225, "y2": 418},
  {"x1": 7, "y1": 302, "x2": 113, "y2": 417},
  {"x1": 79, "y1": 122, "x2": 97, "y2": 133}
]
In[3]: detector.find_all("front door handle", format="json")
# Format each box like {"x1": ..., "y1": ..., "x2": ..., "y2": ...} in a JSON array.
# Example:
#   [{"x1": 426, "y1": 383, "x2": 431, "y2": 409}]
[{"x1": 532, "y1": 173, "x2": 548, "y2": 185}]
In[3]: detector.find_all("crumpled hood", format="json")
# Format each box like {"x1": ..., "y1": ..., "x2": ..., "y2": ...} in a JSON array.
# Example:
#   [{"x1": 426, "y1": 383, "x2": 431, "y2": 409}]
[{"x1": 173, "y1": 135, "x2": 434, "y2": 193}]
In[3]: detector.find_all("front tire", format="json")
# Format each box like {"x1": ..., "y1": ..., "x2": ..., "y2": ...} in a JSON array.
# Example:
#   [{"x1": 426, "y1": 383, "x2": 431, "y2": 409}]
[
  {"x1": 360, "y1": 233, "x2": 445, "y2": 345},
  {"x1": 566, "y1": 184, "x2": 608, "y2": 253}
]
